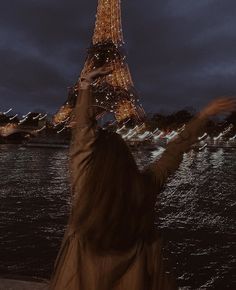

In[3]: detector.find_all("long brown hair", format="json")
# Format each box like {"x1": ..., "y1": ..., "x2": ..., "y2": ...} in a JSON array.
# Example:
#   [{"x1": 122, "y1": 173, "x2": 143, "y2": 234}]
[{"x1": 71, "y1": 129, "x2": 154, "y2": 252}]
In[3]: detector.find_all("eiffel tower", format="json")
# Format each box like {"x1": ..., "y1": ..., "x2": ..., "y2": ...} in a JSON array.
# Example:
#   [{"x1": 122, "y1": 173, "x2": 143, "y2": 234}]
[{"x1": 53, "y1": 0, "x2": 145, "y2": 125}]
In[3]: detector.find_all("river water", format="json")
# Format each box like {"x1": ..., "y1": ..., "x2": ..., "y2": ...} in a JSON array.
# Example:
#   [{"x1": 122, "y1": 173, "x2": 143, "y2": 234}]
[{"x1": 0, "y1": 144, "x2": 235, "y2": 289}]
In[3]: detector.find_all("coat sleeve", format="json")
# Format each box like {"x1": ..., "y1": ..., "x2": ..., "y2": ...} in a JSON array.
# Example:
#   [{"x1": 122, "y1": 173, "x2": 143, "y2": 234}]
[
  {"x1": 145, "y1": 115, "x2": 209, "y2": 192},
  {"x1": 68, "y1": 86, "x2": 98, "y2": 194}
]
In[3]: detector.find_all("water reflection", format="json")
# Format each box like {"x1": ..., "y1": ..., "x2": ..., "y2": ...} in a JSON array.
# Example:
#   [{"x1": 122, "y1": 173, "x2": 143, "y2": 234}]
[{"x1": 0, "y1": 144, "x2": 235, "y2": 289}]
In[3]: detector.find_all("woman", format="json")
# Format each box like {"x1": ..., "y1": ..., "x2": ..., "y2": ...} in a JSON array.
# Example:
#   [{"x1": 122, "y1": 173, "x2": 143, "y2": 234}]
[{"x1": 49, "y1": 67, "x2": 236, "y2": 290}]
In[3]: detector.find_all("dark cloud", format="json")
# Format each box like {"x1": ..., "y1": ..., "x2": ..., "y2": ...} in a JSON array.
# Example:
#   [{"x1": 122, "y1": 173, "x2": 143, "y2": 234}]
[
  {"x1": 1, "y1": 0, "x2": 236, "y2": 115},
  {"x1": 122, "y1": 0, "x2": 236, "y2": 112}
]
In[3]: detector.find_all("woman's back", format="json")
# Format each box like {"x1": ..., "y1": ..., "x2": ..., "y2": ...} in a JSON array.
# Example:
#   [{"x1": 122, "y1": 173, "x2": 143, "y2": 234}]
[{"x1": 70, "y1": 126, "x2": 156, "y2": 253}]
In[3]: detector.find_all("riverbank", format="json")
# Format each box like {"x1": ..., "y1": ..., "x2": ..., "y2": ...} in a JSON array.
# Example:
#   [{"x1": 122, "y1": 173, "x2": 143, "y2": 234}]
[{"x1": 0, "y1": 277, "x2": 48, "y2": 290}]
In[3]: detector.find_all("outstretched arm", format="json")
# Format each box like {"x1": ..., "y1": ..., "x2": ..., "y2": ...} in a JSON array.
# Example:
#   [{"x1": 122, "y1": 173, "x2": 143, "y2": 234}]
[
  {"x1": 146, "y1": 114, "x2": 208, "y2": 191},
  {"x1": 145, "y1": 97, "x2": 236, "y2": 192}
]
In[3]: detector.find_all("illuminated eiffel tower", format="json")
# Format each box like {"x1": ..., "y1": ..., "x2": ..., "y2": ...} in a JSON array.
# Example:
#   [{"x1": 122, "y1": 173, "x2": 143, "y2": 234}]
[{"x1": 53, "y1": 0, "x2": 145, "y2": 125}]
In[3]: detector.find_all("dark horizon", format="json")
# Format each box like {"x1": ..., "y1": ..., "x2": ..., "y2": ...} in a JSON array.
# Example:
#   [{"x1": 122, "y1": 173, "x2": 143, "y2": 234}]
[{"x1": 1, "y1": 0, "x2": 236, "y2": 116}]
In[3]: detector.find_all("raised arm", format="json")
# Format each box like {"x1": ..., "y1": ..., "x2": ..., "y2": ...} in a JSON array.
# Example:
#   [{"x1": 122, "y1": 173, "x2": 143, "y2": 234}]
[
  {"x1": 68, "y1": 66, "x2": 112, "y2": 194},
  {"x1": 145, "y1": 97, "x2": 236, "y2": 192},
  {"x1": 69, "y1": 84, "x2": 97, "y2": 192}
]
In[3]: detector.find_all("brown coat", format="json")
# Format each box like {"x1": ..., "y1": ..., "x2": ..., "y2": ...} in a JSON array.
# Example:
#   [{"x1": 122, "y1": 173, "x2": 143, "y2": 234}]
[{"x1": 49, "y1": 88, "x2": 208, "y2": 290}]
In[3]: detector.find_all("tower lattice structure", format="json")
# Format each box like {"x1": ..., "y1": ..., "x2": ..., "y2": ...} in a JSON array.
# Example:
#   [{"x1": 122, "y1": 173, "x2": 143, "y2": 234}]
[{"x1": 53, "y1": 0, "x2": 145, "y2": 125}]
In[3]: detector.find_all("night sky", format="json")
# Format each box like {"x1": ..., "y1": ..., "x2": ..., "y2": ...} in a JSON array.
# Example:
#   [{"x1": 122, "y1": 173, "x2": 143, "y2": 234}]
[{"x1": 1, "y1": 0, "x2": 236, "y2": 116}]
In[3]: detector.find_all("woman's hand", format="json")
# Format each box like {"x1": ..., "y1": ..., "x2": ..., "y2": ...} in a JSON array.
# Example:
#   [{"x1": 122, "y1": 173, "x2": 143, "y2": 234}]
[
  {"x1": 84, "y1": 66, "x2": 112, "y2": 82},
  {"x1": 76, "y1": 66, "x2": 112, "y2": 90},
  {"x1": 199, "y1": 97, "x2": 236, "y2": 119}
]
